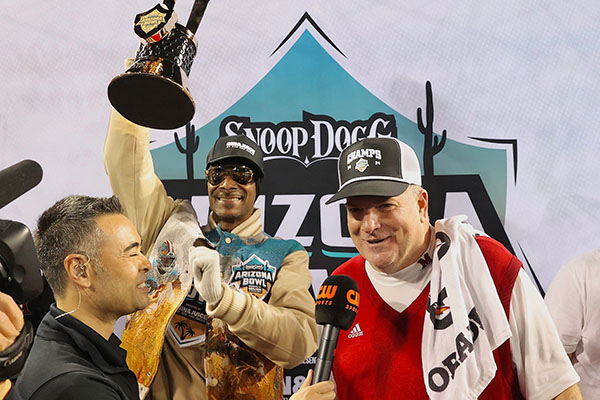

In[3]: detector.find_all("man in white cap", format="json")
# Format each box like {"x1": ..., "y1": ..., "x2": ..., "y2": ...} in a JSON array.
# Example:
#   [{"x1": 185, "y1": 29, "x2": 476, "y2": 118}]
[{"x1": 326, "y1": 137, "x2": 582, "y2": 399}]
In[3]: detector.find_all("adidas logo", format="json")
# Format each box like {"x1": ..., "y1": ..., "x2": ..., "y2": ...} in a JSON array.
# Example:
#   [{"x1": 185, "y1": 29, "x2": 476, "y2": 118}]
[{"x1": 348, "y1": 323, "x2": 364, "y2": 338}]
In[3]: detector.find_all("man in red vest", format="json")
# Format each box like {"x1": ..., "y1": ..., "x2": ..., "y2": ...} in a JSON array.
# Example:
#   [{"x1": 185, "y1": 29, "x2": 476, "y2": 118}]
[{"x1": 326, "y1": 137, "x2": 582, "y2": 399}]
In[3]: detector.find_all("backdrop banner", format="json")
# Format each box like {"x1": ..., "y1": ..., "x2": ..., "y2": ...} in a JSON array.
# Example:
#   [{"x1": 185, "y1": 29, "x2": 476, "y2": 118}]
[{"x1": 2, "y1": 1, "x2": 600, "y2": 397}]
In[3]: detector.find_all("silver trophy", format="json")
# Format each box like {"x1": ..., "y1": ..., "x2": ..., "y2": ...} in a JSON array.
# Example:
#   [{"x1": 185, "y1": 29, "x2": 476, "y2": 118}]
[{"x1": 108, "y1": 0, "x2": 210, "y2": 130}]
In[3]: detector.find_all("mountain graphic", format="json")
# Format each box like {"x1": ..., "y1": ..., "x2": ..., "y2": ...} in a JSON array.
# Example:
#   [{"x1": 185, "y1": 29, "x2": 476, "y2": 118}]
[{"x1": 151, "y1": 25, "x2": 509, "y2": 223}]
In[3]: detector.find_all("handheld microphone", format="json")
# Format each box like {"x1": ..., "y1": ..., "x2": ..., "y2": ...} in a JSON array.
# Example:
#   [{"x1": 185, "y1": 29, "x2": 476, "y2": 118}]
[
  {"x1": 0, "y1": 160, "x2": 43, "y2": 210},
  {"x1": 313, "y1": 274, "x2": 359, "y2": 383}
]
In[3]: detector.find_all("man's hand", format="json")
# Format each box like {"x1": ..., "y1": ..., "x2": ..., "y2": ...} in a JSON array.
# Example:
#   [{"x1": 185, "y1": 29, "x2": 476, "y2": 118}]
[
  {"x1": 0, "y1": 291, "x2": 25, "y2": 396},
  {"x1": 190, "y1": 246, "x2": 223, "y2": 305},
  {"x1": 553, "y1": 383, "x2": 583, "y2": 400},
  {"x1": 290, "y1": 370, "x2": 336, "y2": 400},
  {"x1": 0, "y1": 292, "x2": 23, "y2": 352}
]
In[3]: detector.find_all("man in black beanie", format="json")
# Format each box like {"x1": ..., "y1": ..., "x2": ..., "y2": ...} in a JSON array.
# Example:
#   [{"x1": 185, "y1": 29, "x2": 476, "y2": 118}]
[{"x1": 104, "y1": 109, "x2": 317, "y2": 400}]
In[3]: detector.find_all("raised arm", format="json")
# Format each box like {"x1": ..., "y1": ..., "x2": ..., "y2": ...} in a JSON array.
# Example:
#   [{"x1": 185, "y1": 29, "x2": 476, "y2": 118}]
[{"x1": 104, "y1": 108, "x2": 176, "y2": 254}]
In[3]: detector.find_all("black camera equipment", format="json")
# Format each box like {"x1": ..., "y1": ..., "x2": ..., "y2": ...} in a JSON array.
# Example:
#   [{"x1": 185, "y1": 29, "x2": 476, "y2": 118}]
[
  {"x1": 0, "y1": 159, "x2": 44, "y2": 303},
  {"x1": 0, "y1": 159, "x2": 44, "y2": 380}
]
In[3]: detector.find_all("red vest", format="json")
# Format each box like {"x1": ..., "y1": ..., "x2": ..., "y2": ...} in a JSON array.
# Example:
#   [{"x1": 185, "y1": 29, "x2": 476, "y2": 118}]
[{"x1": 332, "y1": 236, "x2": 524, "y2": 400}]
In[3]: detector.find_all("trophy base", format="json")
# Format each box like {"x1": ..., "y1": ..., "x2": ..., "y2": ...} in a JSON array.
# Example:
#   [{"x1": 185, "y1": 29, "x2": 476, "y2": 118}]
[{"x1": 108, "y1": 57, "x2": 195, "y2": 130}]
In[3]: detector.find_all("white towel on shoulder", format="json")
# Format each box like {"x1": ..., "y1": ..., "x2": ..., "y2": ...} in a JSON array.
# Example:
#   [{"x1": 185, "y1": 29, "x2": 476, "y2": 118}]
[{"x1": 422, "y1": 215, "x2": 511, "y2": 399}]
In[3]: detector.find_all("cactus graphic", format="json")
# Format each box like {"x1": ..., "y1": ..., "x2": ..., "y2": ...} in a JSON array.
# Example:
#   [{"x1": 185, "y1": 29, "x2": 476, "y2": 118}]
[
  {"x1": 417, "y1": 81, "x2": 447, "y2": 179},
  {"x1": 174, "y1": 122, "x2": 200, "y2": 180}
]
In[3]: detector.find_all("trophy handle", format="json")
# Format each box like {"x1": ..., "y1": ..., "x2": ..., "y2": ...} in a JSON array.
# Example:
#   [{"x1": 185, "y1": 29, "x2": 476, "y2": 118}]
[{"x1": 186, "y1": 0, "x2": 210, "y2": 34}]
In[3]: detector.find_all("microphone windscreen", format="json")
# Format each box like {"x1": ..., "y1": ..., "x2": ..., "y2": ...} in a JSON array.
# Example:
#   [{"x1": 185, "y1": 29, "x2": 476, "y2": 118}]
[
  {"x1": 0, "y1": 160, "x2": 43, "y2": 210},
  {"x1": 315, "y1": 274, "x2": 359, "y2": 330}
]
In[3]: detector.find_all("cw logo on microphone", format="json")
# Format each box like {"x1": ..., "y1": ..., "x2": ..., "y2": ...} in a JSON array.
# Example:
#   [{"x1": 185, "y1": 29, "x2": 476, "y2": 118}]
[
  {"x1": 316, "y1": 284, "x2": 337, "y2": 306},
  {"x1": 346, "y1": 289, "x2": 359, "y2": 313},
  {"x1": 316, "y1": 284, "x2": 360, "y2": 312},
  {"x1": 318, "y1": 285, "x2": 337, "y2": 299}
]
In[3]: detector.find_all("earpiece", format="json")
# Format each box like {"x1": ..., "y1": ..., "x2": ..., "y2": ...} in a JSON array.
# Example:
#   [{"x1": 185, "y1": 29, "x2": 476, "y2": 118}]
[{"x1": 76, "y1": 264, "x2": 87, "y2": 278}]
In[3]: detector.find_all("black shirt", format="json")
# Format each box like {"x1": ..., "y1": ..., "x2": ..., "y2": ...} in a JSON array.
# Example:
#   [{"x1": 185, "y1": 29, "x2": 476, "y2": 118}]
[{"x1": 10, "y1": 304, "x2": 139, "y2": 400}]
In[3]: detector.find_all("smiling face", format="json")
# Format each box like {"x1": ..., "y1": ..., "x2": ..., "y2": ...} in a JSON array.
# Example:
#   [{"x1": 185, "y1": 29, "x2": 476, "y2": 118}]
[
  {"x1": 345, "y1": 187, "x2": 431, "y2": 274},
  {"x1": 88, "y1": 214, "x2": 151, "y2": 319},
  {"x1": 207, "y1": 162, "x2": 257, "y2": 232}
]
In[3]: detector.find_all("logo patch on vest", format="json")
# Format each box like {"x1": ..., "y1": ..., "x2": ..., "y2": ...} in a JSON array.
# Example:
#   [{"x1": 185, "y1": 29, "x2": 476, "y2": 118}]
[
  {"x1": 348, "y1": 323, "x2": 364, "y2": 338},
  {"x1": 229, "y1": 254, "x2": 276, "y2": 300}
]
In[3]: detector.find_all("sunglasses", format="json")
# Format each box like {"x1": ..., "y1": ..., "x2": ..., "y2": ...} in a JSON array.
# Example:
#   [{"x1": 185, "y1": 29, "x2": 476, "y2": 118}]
[{"x1": 205, "y1": 165, "x2": 255, "y2": 185}]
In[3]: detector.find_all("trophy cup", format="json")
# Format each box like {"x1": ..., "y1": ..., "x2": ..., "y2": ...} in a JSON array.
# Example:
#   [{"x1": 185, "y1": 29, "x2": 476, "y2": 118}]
[{"x1": 108, "y1": 0, "x2": 210, "y2": 130}]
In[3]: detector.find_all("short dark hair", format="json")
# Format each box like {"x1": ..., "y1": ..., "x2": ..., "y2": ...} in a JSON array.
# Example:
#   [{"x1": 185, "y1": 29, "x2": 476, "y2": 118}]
[{"x1": 34, "y1": 195, "x2": 124, "y2": 297}]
